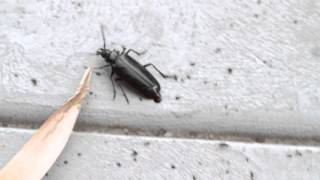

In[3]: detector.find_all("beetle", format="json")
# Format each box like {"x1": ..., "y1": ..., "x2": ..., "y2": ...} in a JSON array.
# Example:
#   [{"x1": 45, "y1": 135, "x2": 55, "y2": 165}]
[{"x1": 96, "y1": 26, "x2": 176, "y2": 103}]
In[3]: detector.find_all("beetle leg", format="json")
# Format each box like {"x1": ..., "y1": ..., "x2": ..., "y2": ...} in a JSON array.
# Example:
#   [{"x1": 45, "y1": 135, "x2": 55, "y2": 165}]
[
  {"x1": 143, "y1": 63, "x2": 177, "y2": 80},
  {"x1": 120, "y1": 45, "x2": 126, "y2": 55},
  {"x1": 115, "y1": 78, "x2": 130, "y2": 104},
  {"x1": 94, "y1": 64, "x2": 111, "y2": 70},
  {"x1": 126, "y1": 49, "x2": 147, "y2": 56},
  {"x1": 110, "y1": 71, "x2": 117, "y2": 100}
]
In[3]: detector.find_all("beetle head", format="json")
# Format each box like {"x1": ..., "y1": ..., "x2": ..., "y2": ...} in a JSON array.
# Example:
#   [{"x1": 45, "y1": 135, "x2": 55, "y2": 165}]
[
  {"x1": 97, "y1": 48, "x2": 111, "y2": 62},
  {"x1": 97, "y1": 48, "x2": 120, "y2": 63},
  {"x1": 96, "y1": 48, "x2": 110, "y2": 58},
  {"x1": 97, "y1": 25, "x2": 120, "y2": 63}
]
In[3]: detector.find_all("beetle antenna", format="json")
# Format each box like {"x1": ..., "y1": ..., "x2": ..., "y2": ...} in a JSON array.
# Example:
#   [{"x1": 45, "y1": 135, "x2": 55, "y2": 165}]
[{"x1": 100, "y1": 24, "x2": 106, "y2": 49}]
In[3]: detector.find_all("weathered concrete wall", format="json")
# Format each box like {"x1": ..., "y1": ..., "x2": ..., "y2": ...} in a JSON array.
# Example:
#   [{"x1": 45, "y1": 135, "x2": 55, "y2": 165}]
[
  {"x1": 1, "y1": 0, "x2": 320, "y2": 138},
  {"x1": 0, "y1": 128, "x2": 319, "y2": 180},
  {"x1": 2, "y1": 0, "x2": 320, "y2": 179}
]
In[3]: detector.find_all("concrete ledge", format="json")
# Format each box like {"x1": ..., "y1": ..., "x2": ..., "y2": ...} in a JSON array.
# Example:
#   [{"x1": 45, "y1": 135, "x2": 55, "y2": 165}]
[
  {"x1": 1, "y1": 0, "x2": 320, "y2": 139},
  {"x1": 0, "y1": 128, "x2": 319, "y2": 180}
]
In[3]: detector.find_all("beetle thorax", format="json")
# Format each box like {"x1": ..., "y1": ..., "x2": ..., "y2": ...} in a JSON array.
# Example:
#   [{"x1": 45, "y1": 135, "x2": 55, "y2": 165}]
[{"x1": 109, "y1": 51, "x2": 119, "y2": 61}]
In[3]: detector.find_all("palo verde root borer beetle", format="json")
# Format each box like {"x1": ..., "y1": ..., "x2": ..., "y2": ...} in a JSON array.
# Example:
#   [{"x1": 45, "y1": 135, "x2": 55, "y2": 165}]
[{"x1": 96, "y1": 25, "x2": 177, "y2": 103}]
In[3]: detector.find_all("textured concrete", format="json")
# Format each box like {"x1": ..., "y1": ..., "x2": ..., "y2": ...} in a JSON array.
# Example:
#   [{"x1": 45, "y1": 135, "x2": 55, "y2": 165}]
[
  {"x1": 0, "y1": 127, "x2": 319, "y2": 180},
  {"x1": 1, "y1": 0, "x2": 320, "y2": 139}
]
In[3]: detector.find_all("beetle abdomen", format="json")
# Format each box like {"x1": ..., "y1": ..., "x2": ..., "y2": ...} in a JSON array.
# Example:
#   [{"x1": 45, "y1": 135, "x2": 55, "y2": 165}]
[{"x1": 114, "y1": 55, "x2": 161, "y2": 101}]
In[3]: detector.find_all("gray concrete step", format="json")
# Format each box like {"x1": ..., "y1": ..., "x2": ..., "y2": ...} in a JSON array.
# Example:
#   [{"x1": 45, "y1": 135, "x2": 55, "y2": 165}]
[{"x1": 0, "y1": 128, "x2": 319, "y2": 180}]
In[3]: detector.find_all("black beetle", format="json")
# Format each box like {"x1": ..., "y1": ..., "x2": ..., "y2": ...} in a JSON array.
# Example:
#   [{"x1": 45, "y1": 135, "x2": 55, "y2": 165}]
[{"x1": 96, "y1": 26, "x2": 176, "y2": 103}]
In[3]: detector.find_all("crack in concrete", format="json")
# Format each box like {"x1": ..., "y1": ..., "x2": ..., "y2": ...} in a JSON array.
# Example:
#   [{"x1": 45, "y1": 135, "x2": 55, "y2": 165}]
[{"x1": 1, "y1": 121, "x2": 320, "y2": 147}]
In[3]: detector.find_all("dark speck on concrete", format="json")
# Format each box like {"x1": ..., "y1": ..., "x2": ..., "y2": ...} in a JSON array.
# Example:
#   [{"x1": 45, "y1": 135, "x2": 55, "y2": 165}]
[
  {"x1": 139, "y1": 97, "x2": 143, "y2": 101},
  {"x1": 95, "y1": 72, "x2": 101, "y2": 76},
  {"x1": 14, "y1": 73, "x2": 18, "y2": 77},
  {"x1": 116, "y1": 162, "x2": 121, "y2": 167},
  {"x1": 219, "y1": 142, "x2": 230, "y2": 149},
  {"x1": 254, "y1": 14, "x2": 259, "y2": 18},
  {"x1": 257, "y1": 0, "x2": 261, "y2": 4},
  {"x1": 286, "y1": 154, "x2": 293, "y2": 158},
  {"x1": 225, "y1": 170, "x2": 230, "y2": 174},
  {"x1": 173, "y1": 75, "x2": 178, "y2": 81},
  {"x1": 293, "y1": 20, "x2": 298, "y2": 24},
  {"x1": 77, "y1": 152, "x2": 82, "y2": 157},
  {"x1": 45, "y1": 173, "x2": 48, "y2": 177},
  {"x1": 171, "y1": 164, "x2": 176, "y2": 169},
  {"x1": 215, "y1": 48, "x2": 222, "y2": 53},
  {"x1": 72, "y1": 1, "x2": 82, "y2": 7},
  {"x1": 227, "y1": 68, "x2": 233, "y2": 74},
  {"x1": 262, "y1": 60, "x2": 272, "y2": 68},
  {"x1": 190, "y1": 62, "x2": 196, "y2": 66},
  {"x1": 132, "y1": 150, "x2": 138, "y2": 156},
  {"x1": 245, "y1": 157, "x2": 250, "y2": 162},
  {"x1": 203, "y1": 80, "x2": 208, "y2": 84},
  {"x1": 143, "y1": 141, "x2": 151, "y2": 146},
  {"x1": 186, "y1": 75, "x2": 191, "y2": 79},
  {"x1": 132, "y1": 150, "x2": 138, "y2": 162},
  {"x1": 250, "y1": 171, "x2": 254, "y2": 180},
  {"x1": 89, "y1": 91, "x2": 93, "y2": 95},
  {"x1": 295, "y1": 150, "x2": 302, "y2": 157},
  {"x1": 63, "y1": 160, "x2": 68, "y2": 165},
  {"x1": 175, "y1": 96, "x2": 181, "y2": 100},
  {"x1": 192, "y1": 175, "x2": 197, "y2": 180},
  {"x1": 31, "y1": 78, "x2": 38, "y2": 86}
]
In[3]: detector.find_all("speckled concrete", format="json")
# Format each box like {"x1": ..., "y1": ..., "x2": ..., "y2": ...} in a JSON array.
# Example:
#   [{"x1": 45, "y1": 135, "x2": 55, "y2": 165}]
[
  {"x1": 0, "y1": 127, "x2": 319, "y2": 180},
  {"x1": 1, "y1": 0, "x2": 320, "y2": 139}
]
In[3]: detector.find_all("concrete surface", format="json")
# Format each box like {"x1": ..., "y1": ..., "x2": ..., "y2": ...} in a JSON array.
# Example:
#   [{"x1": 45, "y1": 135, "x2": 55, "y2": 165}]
[
  {"x1": 1, "y1": 1, "x2": 320, "y2": 178},
  {"x1": 1, "y1": 0, "x2": 320, "y2": 139},
  {"x1": 0, "y1": 127, "x2": 319, "y2": 180}
]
